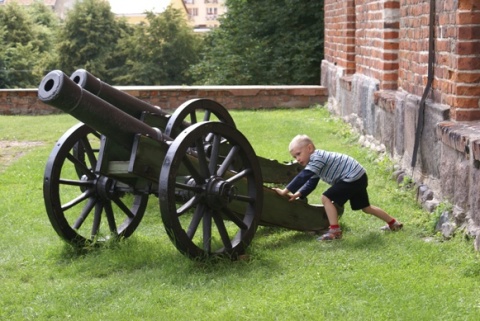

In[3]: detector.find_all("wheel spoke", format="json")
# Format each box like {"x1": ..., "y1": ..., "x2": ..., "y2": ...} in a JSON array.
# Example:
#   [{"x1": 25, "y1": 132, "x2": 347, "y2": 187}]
[
  {"x1": 226, "y1": 168, "x2": 251, "y2": 184},
  {"x1": 233, "y1": 193, "x2": 255, "y2": 203},
  {"x1": 175, "y1": 181, "x2": 203, "y2": 193},
  {"x1": 66, "y1": 153, "x2": 95, "y2": 179},
  {"x1": 221, "y1": 207, "x2": 248, "y2": 230},
  {"x1": 189, "y1": 111, "x2": 197, "y2": 124},
  {"x1": 91, "y1": 202, "x2": 103, "y2": 239},
  {"x1": 186, "y1": 204, "x2": 204, "y2": 239},
  {"x1": 59, "y1": 178, "x2": 93, "y2": 187},
  {"x1": 181, "y1": 156, "x2": 204, "y2": 183},
  {"x1": 208, "y1": 134, "x2": 221, "y2": 175},
  {"x1": 177, "y1": 195, "x2": 201, "y2": 215},
  {"x1": 79, "y1": 136, "x2": 98, "y2": 169},
  {"x1": 195, "y1": 137, "x2": 210, "y2": 178},
  {"x1": 112, "y1": 196, "x2": 135, "y2": 219},
  {"x1": 217, "y1": 145, "x2": 239, "y2": 176},
  {"x1": 104, "y1": 201, "x2": 118, "y2": 234},
  {"x1": 61, "y1": 190, "x2": 93, "y2": 211},
  {"x1": 203, "y1": 209, "x2": 212, "y2": 252},
  {"x1": 212, "y1": 211, "x2": 232, "y2": 250},
  {"x1": 203, "y1": 110, "x2": 211, "y2": 122},
  {"x1": 72, "y1": 197, "x2": 96, "y2": 230}
]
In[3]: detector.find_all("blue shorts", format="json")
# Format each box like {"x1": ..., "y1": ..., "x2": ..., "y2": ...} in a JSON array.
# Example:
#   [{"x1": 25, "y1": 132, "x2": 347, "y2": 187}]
[{"x1": 322, "y1": 173, "x2": 370, "y2": 210}]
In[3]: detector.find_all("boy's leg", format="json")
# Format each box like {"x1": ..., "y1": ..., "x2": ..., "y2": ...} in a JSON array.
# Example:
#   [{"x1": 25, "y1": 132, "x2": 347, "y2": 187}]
[
  {"x1": 362, "y1": 205, "x2": 403, "y2": 231},
  {"x1": 361, "y1": 205, "x2": 393, "y2": 222},
  {"x1": 318, "y1": 195, "x2": 343, "y2": 240},
  {"x1": 322, "y1": 195, "x2": 339, "y2": 226}
]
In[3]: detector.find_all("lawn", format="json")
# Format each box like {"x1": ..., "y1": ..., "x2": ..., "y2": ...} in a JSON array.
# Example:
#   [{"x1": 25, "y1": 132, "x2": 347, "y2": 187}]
[{"x1": 0, "y1": 107, "x2": 479, "y2": 320}]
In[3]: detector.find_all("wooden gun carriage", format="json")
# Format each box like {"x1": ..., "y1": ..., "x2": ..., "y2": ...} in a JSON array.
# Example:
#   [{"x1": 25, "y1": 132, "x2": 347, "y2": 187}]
[{"x1": 38, "y1": 70, "x2": 339, "y2": 260}]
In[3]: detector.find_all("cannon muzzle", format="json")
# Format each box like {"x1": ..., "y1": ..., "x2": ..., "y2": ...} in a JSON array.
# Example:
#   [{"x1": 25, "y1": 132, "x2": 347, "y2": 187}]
[{"x1": 38, "y1": 70, "x2": 163, "y2": 149}]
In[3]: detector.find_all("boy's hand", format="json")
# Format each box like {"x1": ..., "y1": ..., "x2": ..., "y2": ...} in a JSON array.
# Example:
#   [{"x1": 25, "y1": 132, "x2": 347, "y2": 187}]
[
  {"x1": 272, "y1": 187, "x2": 289, "y2": 196},
  {"x1": 272, "y1": 188, "x2": 301, "y2": 202}
]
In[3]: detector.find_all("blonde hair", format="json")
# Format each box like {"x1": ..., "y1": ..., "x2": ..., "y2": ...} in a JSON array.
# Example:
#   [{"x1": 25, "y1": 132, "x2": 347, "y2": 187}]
[{"x1": 289, "y1": 134, "x2": 315, "y2": 152}]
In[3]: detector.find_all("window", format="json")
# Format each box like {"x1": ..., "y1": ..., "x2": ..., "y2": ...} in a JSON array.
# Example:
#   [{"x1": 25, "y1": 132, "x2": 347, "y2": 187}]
[
  {"x1": 206, "y1": 8, "x2": 218, "y2": 15},
  {"x1": 184, "y1": 0, "x2": 194, "y2": 4},
  {"x1": 188, "y1": 8, "x2": 198, "y2": 17}
]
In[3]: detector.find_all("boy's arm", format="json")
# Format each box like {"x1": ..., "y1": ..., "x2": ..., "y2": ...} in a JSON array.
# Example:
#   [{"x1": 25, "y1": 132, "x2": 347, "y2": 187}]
[
  {"x1": 273, "y1": 169, "x2": 316, "y2": 201},
  {"x1": 298, "y1": 176, "x2": 320, "y2": 198},
  {"x1": 286, "y1": 169, "x2": 316, "y2": 195}
]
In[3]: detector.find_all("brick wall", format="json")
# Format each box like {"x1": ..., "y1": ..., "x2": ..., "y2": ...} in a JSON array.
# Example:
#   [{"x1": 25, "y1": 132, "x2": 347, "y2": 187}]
[
  {"x1": 399, "y1": 0, "x2": 480, "y2": 121},
  {"x1": 324, "y1": 0, "x2": 356, "y2": 75},
  {"x1": 322, "y1": 0, "x2": 480, "y2": 244},
  {"x1": 0, "y1": 86, "x2": 328, "y2": 115},
  {"x1": 356, "y1": 0, "x2": 400, "y2": 90},
  {"x1": 398, "y1": 0, "x2": 431, "y2": 97},
  {"x1": 438, "y1": 0, "x2": 480, "y2": 121},
  {"x1": 325, "y1": 0, "x2": 480, "y2": 121}
]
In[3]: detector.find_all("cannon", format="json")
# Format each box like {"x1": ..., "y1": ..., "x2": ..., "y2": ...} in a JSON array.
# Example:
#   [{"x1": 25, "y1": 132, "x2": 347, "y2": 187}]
[{"x1": 38, "y1": 69, "x2": 341, "y2": 260}]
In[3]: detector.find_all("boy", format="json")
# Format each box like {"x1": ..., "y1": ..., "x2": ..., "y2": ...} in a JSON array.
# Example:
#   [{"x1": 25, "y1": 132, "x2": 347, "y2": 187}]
[{"x1": 273, "y1": 134, "x2": 403, "y2": 241}]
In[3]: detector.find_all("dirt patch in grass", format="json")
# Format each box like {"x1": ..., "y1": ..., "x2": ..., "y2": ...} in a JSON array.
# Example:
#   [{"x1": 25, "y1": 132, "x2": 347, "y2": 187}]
[{"x1": 0, "y1": 140, "x2": 45, "y2": 172}]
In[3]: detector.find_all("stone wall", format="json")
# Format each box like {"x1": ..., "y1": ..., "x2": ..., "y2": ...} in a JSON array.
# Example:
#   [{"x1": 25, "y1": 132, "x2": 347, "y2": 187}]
[
  {"x1": 0, "y1": 85, "x2": 328, "y2": 115},
  {"x1": 322, "y1": 0, "x2": 480, "y2": 249}
]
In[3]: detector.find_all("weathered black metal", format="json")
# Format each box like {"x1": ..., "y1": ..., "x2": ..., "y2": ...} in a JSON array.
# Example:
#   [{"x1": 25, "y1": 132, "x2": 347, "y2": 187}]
[
  {"x1": 39, "y1": 69, "x2": 336, "y2": 260},
  {"x1": 70, "y1": 69, "x2": 167, "y2": 119},
  {"x1": 38, "y1": 70, "x2": 163, "y2": 150}
]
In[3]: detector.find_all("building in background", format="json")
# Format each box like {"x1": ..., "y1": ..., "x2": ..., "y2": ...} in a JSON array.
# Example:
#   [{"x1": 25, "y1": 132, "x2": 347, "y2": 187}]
[
  {"x1": 109, "y1": 0, "x2": 187, "y2": 24},
  {"x1": 183, "y1": 0, "x2": 226, "y2": 31},
  {"x1": 1, "y1": 0, "x2": 226, "y2": 31},
  {"x1": 0, "y1": 0, "x2": 76, "y2": 19}
]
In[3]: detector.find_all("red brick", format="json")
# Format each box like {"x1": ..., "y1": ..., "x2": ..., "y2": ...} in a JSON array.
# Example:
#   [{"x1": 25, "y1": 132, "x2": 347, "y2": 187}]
[
  {"x1": 454, "y1": 84, "x2": 480, "y2": 96},
  {"x1": 456, "y1": 41, "x2": 480, "y2": 55},
  {"x1": 453, "y1": 71, "x2": 480, "y2": 83},
  {"x1": 458, "y1": 0, "x2": 480, "y2": 11},
  {"x1": 457, "y1": 26, "x2": 480, "y2": 40},
  {"x1": 457, "y1": 56, "x2": 480, "y2": 70},
  {"x1": 453, "y1": 96, "x2": 480, "y2": 109},
  {"x1": 456, "y1": 11, "x2": 480, "y2": 24},
  {"x1": 451, "y1": 108, "x2": 480, "y2": 121}
]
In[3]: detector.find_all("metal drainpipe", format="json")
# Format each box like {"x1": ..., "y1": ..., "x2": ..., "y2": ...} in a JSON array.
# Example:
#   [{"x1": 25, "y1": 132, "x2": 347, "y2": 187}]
[{"x1": 411, "y1": 0, "x2": 436, "y2": 167}]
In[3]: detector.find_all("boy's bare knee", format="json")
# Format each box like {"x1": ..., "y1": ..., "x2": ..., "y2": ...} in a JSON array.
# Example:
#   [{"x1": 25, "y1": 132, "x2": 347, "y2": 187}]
[
  {"x1": 362, "y1": 206, "x2": 372, "y2": 214},
  {"x1": 321, "y1": 195, "x2": 331, "y2": 204}
]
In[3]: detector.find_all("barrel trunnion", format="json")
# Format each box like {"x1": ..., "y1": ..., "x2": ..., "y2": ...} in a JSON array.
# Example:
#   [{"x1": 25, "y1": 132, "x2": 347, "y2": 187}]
[{"x1": 39, "y1": 70, "x2": 339, "y2": 260}]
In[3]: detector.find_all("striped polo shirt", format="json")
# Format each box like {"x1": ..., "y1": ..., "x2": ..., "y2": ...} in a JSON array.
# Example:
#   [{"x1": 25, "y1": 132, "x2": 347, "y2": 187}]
[{"x1": 305, "y1": 150, "x2": 366, "y2": 185}]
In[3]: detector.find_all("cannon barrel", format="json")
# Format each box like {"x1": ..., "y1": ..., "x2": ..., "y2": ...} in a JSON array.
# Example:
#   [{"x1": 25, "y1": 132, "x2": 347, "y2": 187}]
[
  {"x1": 70, "y1": 69, "x2": 167, "y2": 119},
  {"x1": 38, "y1": 70, "x2": 163, "y2": 150}
]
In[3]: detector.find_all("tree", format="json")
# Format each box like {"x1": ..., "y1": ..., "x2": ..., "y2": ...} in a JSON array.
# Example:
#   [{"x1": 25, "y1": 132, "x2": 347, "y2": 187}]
[
  {"x1": 0, "y1": 2, "x2": 58, "y2": 88},
  {"x1": 191, "y1": 0, "x2": 324, "y2": 85},
  {"x1": 56, "y1": 0, "x2": 121, "y2": 81},
  {"x1": 0, "y1": 25, "x2": 7, "y2": 88},
  {"x1": 112, "y1": 6, "x2": 202, "y2": 85},
  {"x1": 27, "y1": 1, "x2": 61, "y2": 81}
]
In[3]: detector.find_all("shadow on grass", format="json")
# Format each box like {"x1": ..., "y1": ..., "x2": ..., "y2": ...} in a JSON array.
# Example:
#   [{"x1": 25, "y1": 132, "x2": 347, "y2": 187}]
[
  {"x1": 255, "y1": 225, "x2": 389, "y2": 254},
  {"x1": 47, "y1": 234, "x2": 280, "y2": 281},
  {"x1": 45, "y1": 226, "x2": 396, "y2": 283}
]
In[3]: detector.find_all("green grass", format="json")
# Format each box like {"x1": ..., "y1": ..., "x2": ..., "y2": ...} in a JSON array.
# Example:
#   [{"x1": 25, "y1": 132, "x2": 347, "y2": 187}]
[{"x1": 1, "y1": 107, "x2": 479, "y2": 320}]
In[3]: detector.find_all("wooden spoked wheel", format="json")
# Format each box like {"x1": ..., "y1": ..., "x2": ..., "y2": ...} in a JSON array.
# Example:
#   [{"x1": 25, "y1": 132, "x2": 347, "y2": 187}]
[
  {"x1": 159, "y1": 121, "x2": 263, "y2": 260},
  {"x1": 43, "y1": 123, "x2": 148, "y2": 246},
  {"x1": 164, "y1": 98, "x2": 235, "y2": 139}
]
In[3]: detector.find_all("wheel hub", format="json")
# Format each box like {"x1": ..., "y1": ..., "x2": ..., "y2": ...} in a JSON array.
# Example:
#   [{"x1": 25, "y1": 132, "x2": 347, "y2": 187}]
[
  {"x1": 96, "y1": 176, "x2": 116, "y2": 200},
  {"x1": 205, "y1": 176, "x2": 237, "y2": 210}
]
